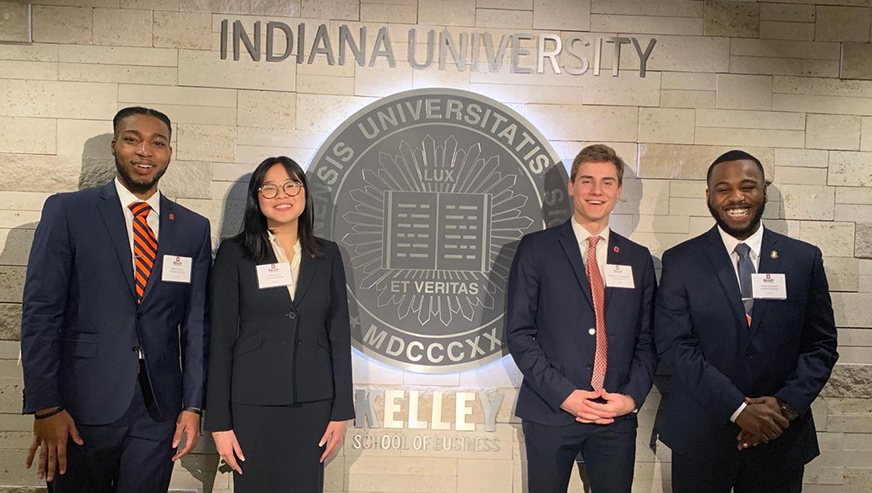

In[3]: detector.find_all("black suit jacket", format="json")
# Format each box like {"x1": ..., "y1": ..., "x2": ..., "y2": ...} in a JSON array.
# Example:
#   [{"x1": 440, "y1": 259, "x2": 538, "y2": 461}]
[
  {"x1": 655, "y1": 226, "x2": 838, "y2": 465},
  {"x1": 506, "y1": 219, "x2": 658, "y2": 426},
  {"x1": 21, "y1": 182, "x2": 212, "y2": 424},
  {"x1": 204, "y1": 236, "x2": 354, "y2": 431}
]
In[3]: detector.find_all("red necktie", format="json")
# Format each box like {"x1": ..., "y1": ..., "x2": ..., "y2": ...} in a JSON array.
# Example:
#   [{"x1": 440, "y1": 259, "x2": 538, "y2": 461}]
[
  {"x1": 129, "y1": 202, "x2": 158, "y2": 304},
  {"x1": 586, "y1": 236, "x2": 607, "y2": 390}
]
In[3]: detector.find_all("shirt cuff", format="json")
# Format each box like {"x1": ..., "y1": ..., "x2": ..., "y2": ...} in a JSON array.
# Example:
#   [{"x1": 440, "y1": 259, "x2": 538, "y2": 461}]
[{"x1": 730, "y1": 402, "x2": 747, "y2": 423}]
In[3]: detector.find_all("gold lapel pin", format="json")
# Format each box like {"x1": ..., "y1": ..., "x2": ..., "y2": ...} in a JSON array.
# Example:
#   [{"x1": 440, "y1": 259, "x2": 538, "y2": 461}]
[{"x1": 770, "y1": 250, "x2": 778, "y2": 259}]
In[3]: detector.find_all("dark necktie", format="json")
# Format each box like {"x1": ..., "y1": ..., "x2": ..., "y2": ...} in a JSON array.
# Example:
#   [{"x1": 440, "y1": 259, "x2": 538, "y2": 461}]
[
  {"x1": 129, "y1": 202, "x2": 158, "y2": 304},
  {"x1": 735, "y1": 243, "x2": 754, "y2": 326},
  {"x1": 586, "y1": 236, "x2": 607, "y2": 390}
]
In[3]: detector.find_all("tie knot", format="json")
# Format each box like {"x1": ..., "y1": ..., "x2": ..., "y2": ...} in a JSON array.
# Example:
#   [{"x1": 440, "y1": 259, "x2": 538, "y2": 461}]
[
  {"x1": 735, "y1": 243, "x2": 751, "y2": 258},
  {"x1": 129, "y1": 202, "x2": 152, "y2": 218},
  {"x1": 588, "y1": 235, "x2": 602, "y2": 248}
]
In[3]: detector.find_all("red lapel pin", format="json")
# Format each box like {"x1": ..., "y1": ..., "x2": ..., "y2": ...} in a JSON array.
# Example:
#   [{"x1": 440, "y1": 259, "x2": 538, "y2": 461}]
[
  {"x1": 613, "y1": 246, "x2": 620, "y2": 253},
  {"x1": 169, "y1": 213, "x2": 174, "y2": 221}
]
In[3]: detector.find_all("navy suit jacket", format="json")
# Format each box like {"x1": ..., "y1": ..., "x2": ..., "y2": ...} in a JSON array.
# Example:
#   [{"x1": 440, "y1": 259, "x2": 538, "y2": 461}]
[
  {"x1": 655, "y1": 226, "x2": 838, "y2": 465},
  {"x1": 21, "y1": 181, "x2": 212, "y2": 425},
  {"x1": 506, "y1": 219, "x2": 658, "y2": 426}
]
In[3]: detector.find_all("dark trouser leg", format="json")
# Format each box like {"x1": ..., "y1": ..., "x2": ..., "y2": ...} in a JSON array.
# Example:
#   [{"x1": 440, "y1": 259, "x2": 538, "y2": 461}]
[
  {"x1": 114, "y1": 381, "x2": 176, "y2": 493},
  {"x1": 580, "y1": 424, "x2": 636, "y2": 493},
  {"x1": 47, "y1": 420, "x2": 126, "y2": 493},
  {"x1": 522, "y1": 420, "x2": 580, "y2": 493},
  {"x1": 735, "y1": 456, "x2": 804, "y2": 493},
  {"x1": 671, "y1": 450, "x2": 740, "y2": 493}
]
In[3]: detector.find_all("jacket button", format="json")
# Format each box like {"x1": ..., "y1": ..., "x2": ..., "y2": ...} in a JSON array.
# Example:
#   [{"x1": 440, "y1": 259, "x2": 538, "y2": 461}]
[
  {"x1": 586, "y1": 363, "x2": 593, "y2": 370},
  {"x1": 287, "y1": 312, "x2": 296, "y2": 319},
  {"x1": 588, "y1": 328, "x2": 596, "y2": 335},
  {"x1": 294, "y1": 339, "x2": 302, "y2": 346},
  {"x1": 131, "y1": 346, "x2": 139, "y2": 353}
]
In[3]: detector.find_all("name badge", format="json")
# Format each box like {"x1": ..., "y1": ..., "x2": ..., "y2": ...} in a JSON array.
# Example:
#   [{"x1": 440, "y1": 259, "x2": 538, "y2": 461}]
[
  {"x1": 256, "y1": 263, "x2": 293, "y2": 289},
  {"x1": 604, "y1": 264, "x2": 635, "y2": 289},
  {"x1": 751, "y1": 273, "x2": 787, "y2": 299},
  {"x1": 161, "y1": 255, "x2": 192, "y2": 283}
]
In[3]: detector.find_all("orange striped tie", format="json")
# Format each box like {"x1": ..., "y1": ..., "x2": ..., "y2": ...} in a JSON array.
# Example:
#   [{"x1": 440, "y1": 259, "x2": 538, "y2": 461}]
[{"x1": 129, "y1": 202, "x2": 158, "y2": 304}]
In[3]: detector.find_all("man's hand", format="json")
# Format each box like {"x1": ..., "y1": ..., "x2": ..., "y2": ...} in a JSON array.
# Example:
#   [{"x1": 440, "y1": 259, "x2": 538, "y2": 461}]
[
  {"x1": 734, "y1": 396, "x2": 789, "y2": 446},
  {"x1": 319, "y1": 420, "x2": 347, "y2": 463},
  {"x1": 561, "y1": 389, "x2": 616, "y2": 424},
  {"x1": 212, "y1": 430, "x2": 245, "y2": 474},
  {"x1": 171, "y1": 410, "x2": 201, "y2": 461},
  {"x1": 576, "y1": 391, "x2": 636, "y2": 424},
  {"x1": 26, "y1": 407, "x2": 83, "y2": 482}
]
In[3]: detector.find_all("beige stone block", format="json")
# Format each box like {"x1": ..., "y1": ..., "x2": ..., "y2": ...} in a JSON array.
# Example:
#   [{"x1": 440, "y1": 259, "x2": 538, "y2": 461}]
[
  {"x1": 661, "y1": 90, "x2": 716, "y2": 109},
  {"x1": 176, "y1": 124, "x2": 236, "y2": 161},
  {"x1": 526, "y1": 104, "x2": 638, "y2": 142},
  {"x1": 837, "y1": 187, "x2": 872, "y2": 204},
  {"x1": 295, "y1": 94, "x2": 376, "y2": 131},
  {"x1": 29, "y1": 0, "x2": 119, "y2": 5},
  {"x1": 0, "y1": 191, "x2": 51, "y2": 211},
  {"x1": 613, "y1": 176, "x2": 670, "y2": 216},
  {"x1": 295, "y1": 74, "x2": 354, "y2": 96},
  {"x1": 840, "y1": 327, "x2": 872, "y2": 346},
  {"x1": 235, "y1": 144, "x2": 313, "y2": 165},
  {"x1": 245, "y1": 0, "x2": 302, "y2": 16},
  {"x1": 704, "y1": 1, "x2": 759, "y2": 38},
  {"x1": 619, "y1": 35, "x2": 730, "y2": 73},
  {"x1": 858, "y1": 223, "x2": 872, "y2": 259},
  {"x1": 806, "y1": 114, "x2": 862, "y2": 151},
  {"x1": 238, "y1": 90, "x2": 295, "y2": 129},
  {"x1": 161, "y1": 161, "x2": 212, "y2": 199},
  {"x1": 816, "y1": 6, "x2": 871, "y2": 42},
  {"x1": 731, "y1": 39, "x2": 842, "y2": 60},
  {"x1": 478, "y1": 0, "x2": 533, "y2": 9},
  {"x1": 592, "y1": 0, "x2": 704, "y2": 18},
  {"x1": 716, "y1": 73, "x2": 772, "y2": 110},
  {"x1": 32, "y1": 5, "x2": 92, "y2": 45},
  {"x1": 0, "y1": 154, "x2": 81, "y2": 192},
  {"x1": 591, "y1": 14, "x2": 702, "y2": 35},
  {"x1": 458, "y1": 358, "x2": 520, "y2": 388},
  {"x1": 533, "y1": 0, "x2": 591, "y2": 30},
  {"x1": 863, "y1": 117, "x2": 872, "y2": 151},
  {"x1": 829, "y1": 151, "x2": 872, "y2": 187},
  {"x1": 698, "y1": 108, "x2": 804, "y2": 130},
  {"x1": 622, "y1": 214, "x2": 691, "y2": 234},
  {"x1": 662, "y1": 72, "x2": 716, "y2": 91},
  {"x1": 834, "y1": 204, "x2": 872, "y2": 222},
  {"x1": 775, "y1": 148, "x2": 828, "y2": 168},
  {"x1": 759, "y1": 21, "x2": 815, "y2": 41},
  {"x1": 730, "y1": 56, "x2": 840, "y2": 78},
  {"x1": 401, "y1": 371, "x2": 460, "y2": 386},
  {"x1": 302, "y1": 0, "x2": 358, "y2": 20},
  {"x1": 360, "y1": 2, "x2": 417, "y2": 23},
  {"x1": 476, "y1": 8, "x2": 533, "y2": 28},
  {"x1": 583, "y1": 71, "x2": 660, "y2": 107},
  {"x1": 119, "y1": 103, "x2": 235, "y2": 125},
  {"x1": 93, "y1": 8, "x2": 152, "y2": 47},
  {"x1": 0, "y1": 117, "x2": 56, "y2": 155},
  {"x1": 345, "y1": 455, "x2": 457, "y2": 476},
  {"x1": 153, "y1": 11, "x2": 211, "y2": 50},
  {"x1": 59, "y1": 63, "x2": 177, "y2": 86},
  {"x1": 639, "y1": 144, "x2": 774, "y2": 180},
  {"x1": 831, "y1": 293, "x2": 872, "y2": 327},
  {"x1": 457, "y1": 459, "x2": 513, "y2": 493},
  {"x1": 0, "y1": 1, "x2": 30, "y2": 43},
  {"x1": 639, "y1": 108, "x2": 694, "y2": 144},
  {"x1": 780, "y1": 185, "x2": 835, "y2": 220},
  {"x1": 0, "y1": 210, "x2": 41, "y2": 229},
  {"x1": 119, "y1": 84, "x2": 235, "y2": 108},
  {"x1": 669, "y1": 197, "x2": 708, "y2": 216},
  {"x1": 418, "y1": 0, "x2": 475, "y2": 25},
  {"x1": 0, "y1": 43, "x2": 59, "y2": 62},
  {"x1": 824, "y1": 257, "x2": 861, "y2": 292},
  {"x1": 468, "y1": 82, "x2": 580, "y2": 104},
  {"x1": 760, "y1": 3, "x2": 816, "y2": 22},
  {"x1": 178, "y1": 49, "x2": 296, "y2": 91},
  {"x1": 800, "y1": 221, "x2": 853, "y2": 256},
  {"x1": 774, "y1": 166, "x2": 828, "y2": 185},
  {"x1": 695, "y1": 127, "x2": 804, "y2": 148},
  {"x1": 670, "y1": 179, "x2": 706, "y2": 198},
  {"x1": 841, "y1": 43, "x2": 872, "y2": 80},
  {"x1": 60, "y1": 46, "x2": 177, "y2": 69},
  {"x1": 775, "y1": 76, "x2": 872, "y2": 97},
  {"x1": 630, "y1": 231, "x2": 689, "y2": 251},
  {"x1": 0, "y1": 60, "x2": 57, "y2": 81},
  {"x1": 772, "y1": 94, "x2": 872, "y2": 117},
  {"x1": 56, "y1": 119, "x2": 113, "y2": 157},
  {"x1": 0, "y1": 80, "x2": 117, "y2": 119},
  {"x1": 355, "y1": 60, "x2": 412, "y2": 97},
  {"x1": 352, "y1": 352, "x2": 404, "y2": 385}
]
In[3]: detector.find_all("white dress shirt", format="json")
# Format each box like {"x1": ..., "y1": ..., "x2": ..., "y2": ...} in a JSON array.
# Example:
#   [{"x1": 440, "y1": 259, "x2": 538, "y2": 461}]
[
  {"x1": 115, "y1": 177, "x2": 161, "y2": 271},
  {"x1": 571, "y1": 216, "x2": 610, "y2": 280},
  {"x1": 268, "y1": 232, "x2": 302, "y2": 301},
  {"x1": 717, "y1": 224, "x2": 765, "y2": 423}
]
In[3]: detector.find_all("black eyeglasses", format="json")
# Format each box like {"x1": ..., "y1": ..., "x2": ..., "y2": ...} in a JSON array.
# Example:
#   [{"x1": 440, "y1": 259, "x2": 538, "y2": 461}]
[{"x1": 259, "y1": 181, "x2": 303, "y2": 198}]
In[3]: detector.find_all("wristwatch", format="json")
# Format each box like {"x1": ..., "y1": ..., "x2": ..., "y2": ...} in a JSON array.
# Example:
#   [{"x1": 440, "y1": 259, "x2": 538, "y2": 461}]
[{"x1": 777, "y1": 398, "x2": 799, "y2": 421}]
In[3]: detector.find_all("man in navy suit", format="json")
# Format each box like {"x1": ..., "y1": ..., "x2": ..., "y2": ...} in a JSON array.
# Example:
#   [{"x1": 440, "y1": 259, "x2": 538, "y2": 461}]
[
  {"x1": 20, "y1": 107, "x2": 212, "y2": 492},
  {"x1": 507, "y1": 144, "x2": 658, "y2": 493},
  {"x1": 655, "y1": 150, "x2": 838, "y2": 493}
]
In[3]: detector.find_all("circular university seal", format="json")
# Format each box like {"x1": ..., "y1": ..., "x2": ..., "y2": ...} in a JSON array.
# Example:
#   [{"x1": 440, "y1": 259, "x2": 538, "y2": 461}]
[{"x1": 308, "y1": 88, "x2": 570, "y2": 372}]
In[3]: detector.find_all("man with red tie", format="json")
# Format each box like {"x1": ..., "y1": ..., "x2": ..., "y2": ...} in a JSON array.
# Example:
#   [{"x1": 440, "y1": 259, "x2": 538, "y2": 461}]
[
  {"x1": 507, "y1": 144, "x2": 658, "y2": 492},
  {"x1": 20, "y1": 107, "x2": 212, "y2": 491}
]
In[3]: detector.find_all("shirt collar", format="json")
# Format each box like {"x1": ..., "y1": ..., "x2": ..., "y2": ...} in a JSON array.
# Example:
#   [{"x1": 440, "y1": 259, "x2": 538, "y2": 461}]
[
  {"x1": 115, "y1": 177, "x2": 161, "y2": 216},
  {"x1": 571, "y1": 216, "x2": 610, "y2": 246},
  {"x1": 267, "y1": 230, "x2": 302, "y2": 252},
  {"x1": 717, "y1": 223, "x2": 765, "y2": 258}
]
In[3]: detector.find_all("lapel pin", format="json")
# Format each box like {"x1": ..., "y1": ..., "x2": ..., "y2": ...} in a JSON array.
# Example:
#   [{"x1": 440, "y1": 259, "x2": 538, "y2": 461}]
[
  {"x1": 613, "y1": 246, "x2": 620, "y2": 253},
  {"x1": 770, "y1": 250, "x2": 778, "y2": 259},
  {"x1": 168, "y1": 213, "x2": 174, "y2": 221}
]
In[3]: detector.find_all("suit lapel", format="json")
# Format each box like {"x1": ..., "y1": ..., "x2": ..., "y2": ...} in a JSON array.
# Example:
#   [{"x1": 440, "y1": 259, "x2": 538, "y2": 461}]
[
  {"x1": 557, "y1": 220, "x2": 593, "y2": 309},
  {"x1": 141, "y1": 194, "x2": 175, "y2": 303},
  {"x1": 604, "y1": 233, "x2": 622, "y2": 313},
  {"x1": 748, "y1": 229, "x2": 780, "y2": 338},
  {"x1": 293, "y1": 248, "x2": 317, "y2": 307},
  {"x1": 703, "y1": 227, "x2": 747, "y2": 329},
  {"x1": 96, "y1": 183, "x2": 137, "y2": 301}
]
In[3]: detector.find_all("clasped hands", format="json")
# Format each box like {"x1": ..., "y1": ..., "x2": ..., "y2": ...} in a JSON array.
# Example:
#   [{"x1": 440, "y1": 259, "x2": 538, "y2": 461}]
[
  {"x1": 734, "y1": 396, "x2": 790, "y2": 451},
  {"x1": 560, "y1": 388, "x2": 636, "y2": 424}
]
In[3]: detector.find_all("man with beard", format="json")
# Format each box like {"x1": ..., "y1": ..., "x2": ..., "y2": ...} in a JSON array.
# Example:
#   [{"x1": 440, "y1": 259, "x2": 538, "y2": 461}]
[
  {"x1": 655, "y1": 150, "x2": 838, "y2": 492},
  {"x1": 20, "y1": 107, "x2": 211, "y2": 492}
]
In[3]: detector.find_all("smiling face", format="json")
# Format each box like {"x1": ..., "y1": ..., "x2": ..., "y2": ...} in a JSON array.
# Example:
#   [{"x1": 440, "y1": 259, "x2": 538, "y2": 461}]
[
  {"x1": 111, "y1": 114, "x2": 172, "y2": 198},
  {"x1": 258, "y1": 163, "x2": 306, "y2": 231},
  {"x1": 567, "y1": 160, "x2": 622, "y2": 233},
  {"x1": 706, "y1": 159, "x2": 767, "y2": 240}
]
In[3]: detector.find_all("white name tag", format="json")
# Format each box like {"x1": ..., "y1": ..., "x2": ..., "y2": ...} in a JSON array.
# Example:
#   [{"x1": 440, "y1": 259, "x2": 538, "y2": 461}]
[
  {"x1": 161, "y1": 255, "x2": 192, "y2": 283},
  {"x1": 604, "y1": 264, "x2": 635, "y2": 289},
  {"x1": 256, "y1": 262, "x2": 293, "y2": 289},
  {"x1": 751, "y1": 273, "x2": 787, "y2": 300}
]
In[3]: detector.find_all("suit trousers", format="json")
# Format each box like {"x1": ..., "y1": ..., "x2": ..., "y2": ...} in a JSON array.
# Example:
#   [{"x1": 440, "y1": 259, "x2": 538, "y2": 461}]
[
  {"x1": 47, "y1": 371, "x2": 176, "y2": 493},
  {"x1": 523, "y1": 416, "x2": 636, "y2": 493},
  {"x1": 672, "y1": 449, "x2": 804, "y2": 493}
]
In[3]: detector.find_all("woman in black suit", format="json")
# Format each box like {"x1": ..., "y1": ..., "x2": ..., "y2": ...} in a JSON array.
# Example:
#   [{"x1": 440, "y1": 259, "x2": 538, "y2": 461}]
[{"x1": 205, "y1": 156, "x2": 354, "y2": 492}]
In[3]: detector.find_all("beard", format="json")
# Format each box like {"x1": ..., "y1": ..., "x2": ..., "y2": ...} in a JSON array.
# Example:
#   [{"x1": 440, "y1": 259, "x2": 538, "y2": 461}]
[
  {"x1": 115, "y1": 155, "x2": 167, "y2": 194},
  {"x1": 707, "y1": 198, "x2": 766, "y2": 239}
]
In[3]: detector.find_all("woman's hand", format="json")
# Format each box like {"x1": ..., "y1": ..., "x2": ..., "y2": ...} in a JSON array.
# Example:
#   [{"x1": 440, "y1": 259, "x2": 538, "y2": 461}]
[
  {"x1": 212, "y1": 430, "x2": 245, "y2": 474},
  {"x1": 319, "y1": 420, "x2": 347, "y2": 463}
]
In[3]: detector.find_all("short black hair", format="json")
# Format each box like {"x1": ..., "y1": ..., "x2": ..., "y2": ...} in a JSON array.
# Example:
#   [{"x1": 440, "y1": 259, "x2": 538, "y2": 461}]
[
  {"x1": 706, "y1": 150, "x2": 765, "y2": 185},
  {"x1": 113, "y1": 106, "x2": 172, "y2": 139}
]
